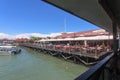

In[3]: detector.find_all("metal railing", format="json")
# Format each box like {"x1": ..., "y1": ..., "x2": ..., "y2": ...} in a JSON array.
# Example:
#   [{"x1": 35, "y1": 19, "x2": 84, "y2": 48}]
[{"x1": 75, "y1": 51, "x2": 115, "y2": 80}]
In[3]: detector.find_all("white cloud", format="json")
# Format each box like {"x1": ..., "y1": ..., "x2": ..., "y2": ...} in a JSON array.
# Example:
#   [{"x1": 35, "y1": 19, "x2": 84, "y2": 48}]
[
  {"x1": 45, "y1": 33, "x2": 62, "y2": 37},
  {"x1": 0, "y1": 32, "x2": 62, "y2": 39},
  {"x1": 0, "y1": 33, "x2": 14, "y2": 39},
  {"x1": 15, "y1": 33, "x2": 62, "y2": 39},
  {"x1": 15, "y1": 33, "x2": 31, "y2": 39}
]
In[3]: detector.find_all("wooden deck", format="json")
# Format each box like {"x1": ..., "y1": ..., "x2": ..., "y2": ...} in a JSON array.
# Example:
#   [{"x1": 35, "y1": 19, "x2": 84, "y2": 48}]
[{"x1": 20, "y1": 43, "x2": 112, "y2": 65}]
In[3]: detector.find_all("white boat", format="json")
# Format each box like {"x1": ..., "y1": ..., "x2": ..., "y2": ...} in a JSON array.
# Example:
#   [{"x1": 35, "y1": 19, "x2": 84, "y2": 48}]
[{"x1": 0, "y1": 46, "x2": 21, "y2": 55}]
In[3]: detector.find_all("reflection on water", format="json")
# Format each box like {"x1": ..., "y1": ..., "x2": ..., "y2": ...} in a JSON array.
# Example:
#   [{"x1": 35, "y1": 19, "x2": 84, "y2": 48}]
[{"x1": 0, "y1": 48, "x2": 88, "y2": 80}]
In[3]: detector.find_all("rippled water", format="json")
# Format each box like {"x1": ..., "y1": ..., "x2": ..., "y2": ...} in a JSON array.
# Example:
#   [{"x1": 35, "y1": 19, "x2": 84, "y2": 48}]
[{"x1": 0, "y1": 47, "x2": 88, "y2": 80}]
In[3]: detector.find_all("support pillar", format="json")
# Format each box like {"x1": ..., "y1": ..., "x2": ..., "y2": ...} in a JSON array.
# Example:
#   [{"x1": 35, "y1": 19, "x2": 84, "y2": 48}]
[
  {"x1": 112, "y1": 22, "x2": 118, "y2": 80},
  {"x1": 84, "y1": 40, "x2": 87, "y2": 47},
  {"x1": 112, "y1": 22, "x2": 118, "y2": 55},
  {"x1": 119, "y1": 33, "x2": 120, "y2": 49}
]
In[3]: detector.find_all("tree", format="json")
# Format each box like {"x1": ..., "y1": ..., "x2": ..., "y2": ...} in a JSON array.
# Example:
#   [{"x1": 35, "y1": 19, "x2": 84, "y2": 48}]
[
  {"x1": 46, "y1": 36, "x2": 51, "y2": 39},
  {"x1": 29, "y1": 36, "x2": 40, "y2": 43}
]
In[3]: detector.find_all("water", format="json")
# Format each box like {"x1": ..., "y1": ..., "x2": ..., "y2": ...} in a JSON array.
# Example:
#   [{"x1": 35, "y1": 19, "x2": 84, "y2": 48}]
[{"x1": 0, "y1": 48, "x2": 88, "y2": 80}]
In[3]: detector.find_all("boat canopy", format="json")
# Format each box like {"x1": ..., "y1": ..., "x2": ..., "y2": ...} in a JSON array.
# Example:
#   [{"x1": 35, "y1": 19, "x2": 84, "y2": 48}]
[{"x1": 43, "y1": 0, "x2": 120, "y2": 33}]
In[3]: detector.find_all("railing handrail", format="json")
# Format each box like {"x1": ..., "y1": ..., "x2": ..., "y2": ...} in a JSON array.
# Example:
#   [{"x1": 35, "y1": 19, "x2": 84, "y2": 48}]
[{"x1": 75, "y1": 51, "x2": 114, "y2": 80}]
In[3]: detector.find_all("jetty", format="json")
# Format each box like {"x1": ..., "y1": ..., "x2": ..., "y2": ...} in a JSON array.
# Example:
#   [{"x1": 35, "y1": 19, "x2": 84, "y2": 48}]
[
  {"x1": 20, "y1": 42, "x2": 112, "y2": 65},
  {"x1": 17, "y1": 29, "x2": 113, "y2": 65}
]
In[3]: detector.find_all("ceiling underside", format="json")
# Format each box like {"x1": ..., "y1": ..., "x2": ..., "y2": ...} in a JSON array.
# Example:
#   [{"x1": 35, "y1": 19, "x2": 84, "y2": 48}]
[{"x1": 43, "y1": 0, "x2": 120, "y2": 32}]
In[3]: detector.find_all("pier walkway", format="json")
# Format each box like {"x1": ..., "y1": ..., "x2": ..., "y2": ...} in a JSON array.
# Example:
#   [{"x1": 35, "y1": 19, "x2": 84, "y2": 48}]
[{"x1": 20, "y1": 43, "x2": 112, "y2": 65}]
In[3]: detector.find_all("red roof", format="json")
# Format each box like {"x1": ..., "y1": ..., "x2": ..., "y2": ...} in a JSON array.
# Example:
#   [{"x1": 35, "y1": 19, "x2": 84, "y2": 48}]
[
  {"x1": 13, "y1": 38, "x2": 29, "y2": 42},
  {"x1": 54, "y1": 29, "x2": 110, "y2": 39}
]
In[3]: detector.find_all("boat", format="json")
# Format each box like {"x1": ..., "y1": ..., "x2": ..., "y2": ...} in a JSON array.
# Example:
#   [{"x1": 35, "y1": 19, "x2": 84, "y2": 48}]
[{"x1": 0, "y1": 45, "x2": 21, "y2": 55}]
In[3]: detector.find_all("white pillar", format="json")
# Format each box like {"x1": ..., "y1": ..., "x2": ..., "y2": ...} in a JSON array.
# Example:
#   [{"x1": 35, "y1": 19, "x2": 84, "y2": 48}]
[{"x1": 84, "y1": 40, "x2": 87, "y2": 47}]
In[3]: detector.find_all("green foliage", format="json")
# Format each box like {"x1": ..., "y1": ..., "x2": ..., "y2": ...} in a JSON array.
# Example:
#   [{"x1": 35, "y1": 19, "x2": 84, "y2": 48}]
[
  {"x1": 46, "y1": 36, "x2": 51, "y2": 39},
  {"x1": 29, "y1": 36, "x2": 40, "y2": 43}
]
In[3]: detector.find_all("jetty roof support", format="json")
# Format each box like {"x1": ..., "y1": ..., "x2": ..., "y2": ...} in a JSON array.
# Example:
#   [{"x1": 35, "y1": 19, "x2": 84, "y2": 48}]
[{"x1": 112, "y1": 22, "x2": 118, "y2": 54}]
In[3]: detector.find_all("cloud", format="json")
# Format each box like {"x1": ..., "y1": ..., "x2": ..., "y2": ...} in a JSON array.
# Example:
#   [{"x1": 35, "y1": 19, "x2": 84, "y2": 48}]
[
  {"x1": 15, "y1": 33, "x2": 62, "y2": 39},
  {"x1": 45, "y1": 33, "x2": 62, "y2": 37},
  {"x1": 0, "y1": 33, "x2": 14, "y2": 39},
  {"x1": 0, "y1": 32, "x2": 62, "y2": 39},
  {"x1": 15, "y1": 33, "x2": 31, "y2": 39}
]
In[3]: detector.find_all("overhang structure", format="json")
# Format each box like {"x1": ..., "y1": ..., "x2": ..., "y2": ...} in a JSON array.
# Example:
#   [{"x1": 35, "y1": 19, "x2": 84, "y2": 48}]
[{"x1": 43, "y1": 0, "x2": 120, "y2": 33}]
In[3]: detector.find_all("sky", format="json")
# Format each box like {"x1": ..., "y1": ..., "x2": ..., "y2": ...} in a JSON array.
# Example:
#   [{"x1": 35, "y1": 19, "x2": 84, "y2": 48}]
[{"x1": 0, "y1": 0, "x2": 100, "y2": 39}]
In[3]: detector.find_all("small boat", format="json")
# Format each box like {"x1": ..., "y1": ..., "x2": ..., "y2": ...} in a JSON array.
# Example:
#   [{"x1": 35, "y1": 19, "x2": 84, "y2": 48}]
[{"x1": 0, "y1": 46, "x2": 21, "y2": 55}]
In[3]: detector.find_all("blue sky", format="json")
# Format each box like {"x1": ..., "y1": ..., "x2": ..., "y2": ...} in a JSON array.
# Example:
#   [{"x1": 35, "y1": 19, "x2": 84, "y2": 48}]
[{"x1": 0, "y1": 0, "x2": 100, "y2": 35}]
